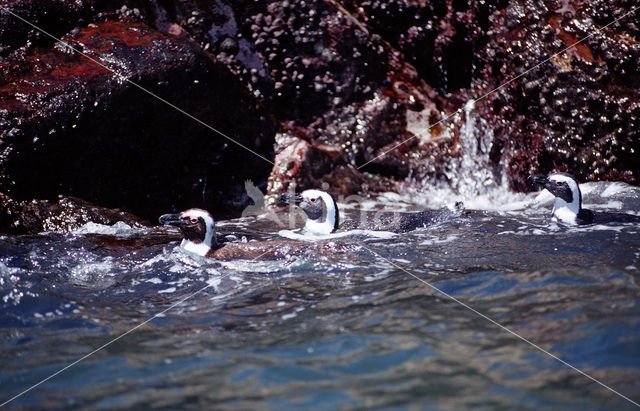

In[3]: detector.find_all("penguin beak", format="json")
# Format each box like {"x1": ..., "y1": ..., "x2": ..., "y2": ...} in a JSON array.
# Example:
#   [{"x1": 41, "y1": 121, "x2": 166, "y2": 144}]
[
  {"x1": 279, "y1": 193, "x2": 303, "y2": 206},
  {"x1": 528, "y1": 174, "x2": 548, "y2": 188},
  {"x1": 159, "y1": 213, "x2": 183, "y2": 227}
]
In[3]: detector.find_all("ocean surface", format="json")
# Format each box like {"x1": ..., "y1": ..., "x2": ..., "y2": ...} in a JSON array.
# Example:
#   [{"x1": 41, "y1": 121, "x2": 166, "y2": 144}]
[{"x1": 1, "y1": 181, "x2": 640, "y2": 409}]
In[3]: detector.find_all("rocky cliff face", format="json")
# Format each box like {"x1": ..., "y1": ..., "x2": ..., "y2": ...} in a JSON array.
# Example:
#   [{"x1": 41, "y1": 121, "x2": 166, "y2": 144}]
[
  {"x1": 261, "y1": 0, "x2": 640, "y2": 195},
  {"x1": 1, "y1": 0, "x2": 638, "y2": 233},
  {"x1": 478, "y1": 1, "x2": 640, "y2": 190},
  {"x1": 1, "y1": 9, "x2": 275, "y2": 232}
]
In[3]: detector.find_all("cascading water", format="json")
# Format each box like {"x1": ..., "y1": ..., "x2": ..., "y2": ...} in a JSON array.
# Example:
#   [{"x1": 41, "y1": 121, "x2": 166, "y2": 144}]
[
  {"x1": 2, "y1": 124, "x2": 640, "y2": 409},
  {"x1": 450, "y1": 100, "x2": 503, "y2": 198},
  {"x1": 411, "y1": 100, "x2": 529, "y2": 210}
]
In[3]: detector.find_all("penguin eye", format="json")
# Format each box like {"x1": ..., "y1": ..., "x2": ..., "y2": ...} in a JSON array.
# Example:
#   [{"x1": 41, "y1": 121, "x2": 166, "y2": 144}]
[
  {"x1": 555, "y1": 181, "x2": 563, "y2": 186},
  {"x1": 190, "y1": 218, "x2": 198, "y2": 224},
  {"x1": 310, "y1": 197, "x2": 317, "y2": 203}
]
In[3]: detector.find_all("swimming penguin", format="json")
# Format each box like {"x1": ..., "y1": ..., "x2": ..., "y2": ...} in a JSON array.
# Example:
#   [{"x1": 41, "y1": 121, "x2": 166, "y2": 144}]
[
  {"x1": 528, "y1": 173, "x2": 640, "y2": 225},
  {"x1": 280, "y1": 189, "x2": 461, "y2": 235},
  {"x1": 159, "y1": 208, "x2": 351, "y2": 259},
  {"x1": 279, "y1": 190, "x2": 340, "y2": 235}
]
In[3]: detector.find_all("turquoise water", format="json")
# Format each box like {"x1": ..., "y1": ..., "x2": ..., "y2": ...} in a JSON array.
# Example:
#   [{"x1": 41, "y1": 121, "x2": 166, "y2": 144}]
[{"x1": 1, "y1": 182, "x2": 640, "y2": 409}]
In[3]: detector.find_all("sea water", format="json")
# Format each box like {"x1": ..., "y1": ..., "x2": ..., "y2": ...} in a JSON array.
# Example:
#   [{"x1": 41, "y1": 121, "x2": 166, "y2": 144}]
[{"x1": 1, "y1": 182, "x2": 640, "y2": 409}]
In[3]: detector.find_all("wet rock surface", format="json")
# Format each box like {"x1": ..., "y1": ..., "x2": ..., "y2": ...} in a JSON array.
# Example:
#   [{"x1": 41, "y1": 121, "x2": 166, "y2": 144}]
[
  {"x1": 1, "y1": 18, "x2": 275, "y2": 230},
  {"x1": 479, "y1": 0, "x2": 640, "y2": 189},
  {"x1": 1, "y1": 0, "x2": 639, "y2": 232},
  {"x1": 0, "y1": 193, "x2": 149, "y2": 234},
  {"x1": 336, "y1": 0, "x2": 640, "y2": 191}
]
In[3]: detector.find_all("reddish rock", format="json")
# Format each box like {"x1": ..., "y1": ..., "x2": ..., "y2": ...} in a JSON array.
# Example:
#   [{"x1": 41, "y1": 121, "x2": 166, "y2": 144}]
[
  {"x1": 0, "y1": 19, "x2": 275, "y2": 232},
  {"x1": 2, "y1": 0, "x2": 639, "y2": 235},
  {"x1": 477, "y1": 0, "x2": 640, "y2": 187},
  {"x1": 336, "y1": 0, "x2": 640, "y2": 189}
]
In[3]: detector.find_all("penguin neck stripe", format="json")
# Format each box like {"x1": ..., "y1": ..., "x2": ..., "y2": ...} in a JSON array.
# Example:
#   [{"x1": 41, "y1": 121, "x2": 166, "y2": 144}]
[{"x1": 301, "y1": 190, "x2": 339, "y2": 234}]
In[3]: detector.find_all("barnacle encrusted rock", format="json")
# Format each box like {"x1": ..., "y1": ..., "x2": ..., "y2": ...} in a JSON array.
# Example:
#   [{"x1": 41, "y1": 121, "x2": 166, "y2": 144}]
[
  {"x1": 1, "y1": 0, "x2": 638, "y2": 233},
  {"x1": 0, "y1": 19, "x2": 275, "y2": 229}
]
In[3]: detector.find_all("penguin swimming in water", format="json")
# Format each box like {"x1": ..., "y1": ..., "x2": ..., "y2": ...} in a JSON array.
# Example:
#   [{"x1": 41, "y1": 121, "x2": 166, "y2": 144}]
[
  {"x1": 159, "y1": 208, "x2": 351, "y2": 259},
  {"x1": 160, "y1": 209, "x2": 218, "y2": 256},
  {"x1": 280, "y1": 190, "x2": 340, "y2": 235},
  {"x1": 280, "y1": 189, "x2": 461, "y2": 235},
  {"x1": 528, "y1": 172, "x2": 640, "y2": 225}
]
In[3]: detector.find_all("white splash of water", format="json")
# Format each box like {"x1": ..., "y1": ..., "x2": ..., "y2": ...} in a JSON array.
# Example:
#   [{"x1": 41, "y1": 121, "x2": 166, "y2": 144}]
[
  {"x1": 411, "y1": 99, "x2": 530, "y2": 211},
  {"x1": 419, "y1": 234, "x2": 460, "y2": 246},
  {"x1": 600, "y1": 182, "x2": 630, "y2": 198},
  {"x1": 277, "y1": 229, "x2": 397, "y2": 241},
  {"x1": 451, "y1": 100, "x2": 503, "y2": 197},
  {"x1": 74, "y1": 221, "x2": 140, "y2": 235}
]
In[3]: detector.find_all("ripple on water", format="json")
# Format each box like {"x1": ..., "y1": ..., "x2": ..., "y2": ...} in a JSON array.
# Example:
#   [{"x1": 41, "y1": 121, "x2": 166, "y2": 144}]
[{"x1": 1, "y1": 182, "x2": 640, "y2": 408}]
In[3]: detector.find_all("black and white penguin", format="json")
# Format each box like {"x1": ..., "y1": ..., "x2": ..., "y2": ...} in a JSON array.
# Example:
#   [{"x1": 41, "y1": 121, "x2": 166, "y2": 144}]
[
  {"x1": 280, "y1": 189, "x2": 461, "y2": 235},
  {"x1": 280, "y1": 190, "x2": 340, "y2": 235},
  {"x1": 159, "y1": 208, "x2": 351, "y2": 259},
  {"x1": 159, "y1": 209, "x2": 217, "y2": 256},
  {"x1": 528, "y1": 172, "x2": 640, "y2": 225}
]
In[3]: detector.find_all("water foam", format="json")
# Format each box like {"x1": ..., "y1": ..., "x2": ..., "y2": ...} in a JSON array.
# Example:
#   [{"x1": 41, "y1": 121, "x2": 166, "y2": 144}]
[
  {"x1": 277, "y1": 229, "x2": 397, "y2": 241},
  {"x1": 73, "y1": 221, "x2": 142, "y2": 235}
]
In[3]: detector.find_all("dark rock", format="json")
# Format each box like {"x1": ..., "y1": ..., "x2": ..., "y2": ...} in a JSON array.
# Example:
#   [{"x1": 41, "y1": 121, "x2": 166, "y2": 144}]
[
  {"x1": 0, "y1": 0, "x2": 169, "y2": 56},
  {"x1": 0, "y1": 0, "x2": 95, "y2": 57},
  {"x1": 2, "y1": 0, "x2": 639, "y2": 235},
  {"x1": 148, "y1": 1, "x2": 390, "y2": 121},
  {"x1": 219, "y1": 37, "x2": 239, "y2": 55},
  {"x1": 477, "y1": 0, "x2": 640, "y2": 187},
  {"x1": 241, "y1": 1, "x2": 389, "y2": 122},
  {"x1": 0, "y1": 20, "x2": 276, "y2": 232},
  {"x1": 267, "y1": 130, "x2": 395, "y2": 199},
  {"x1": 267, "y1": 132, "x2": 336, "y2": 194},
  {"x1": 0, "y1": 193, "x2": 149, "y2": 234},
  {"x1": 334, "y1": 0, "x2": 640, "y2": 189}
]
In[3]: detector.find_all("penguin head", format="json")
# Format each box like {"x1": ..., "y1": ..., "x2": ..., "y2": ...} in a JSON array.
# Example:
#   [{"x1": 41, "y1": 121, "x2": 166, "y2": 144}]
[
  {"x1": 529, "y1": 173, "x2": 583, "y2": 223},
  {"x1": 280, "y1": 189, "x2": 339, "y2": 235},
  {"x1": 159, "y1": 208, "x2": 216, "y2": 255}
]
